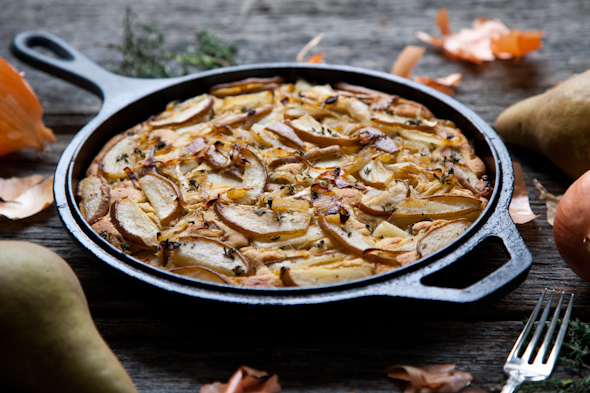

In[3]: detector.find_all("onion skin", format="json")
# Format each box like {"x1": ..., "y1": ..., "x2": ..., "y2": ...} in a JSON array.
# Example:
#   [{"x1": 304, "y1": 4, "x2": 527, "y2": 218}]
[{"x1": 553, "y1": 170, "x2": 590, "y2": 282}]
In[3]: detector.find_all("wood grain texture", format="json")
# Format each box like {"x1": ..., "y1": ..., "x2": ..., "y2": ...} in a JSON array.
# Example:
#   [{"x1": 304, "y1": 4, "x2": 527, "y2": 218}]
[{"x1": 1, "y1": 0, "x2": 590, "y2": 391}]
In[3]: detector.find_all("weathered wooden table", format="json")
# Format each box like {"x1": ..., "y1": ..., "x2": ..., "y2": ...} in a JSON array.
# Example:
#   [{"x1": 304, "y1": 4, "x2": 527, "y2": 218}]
[{"x1": 1, "y1": 1, "x2": 590, "y2": 391}]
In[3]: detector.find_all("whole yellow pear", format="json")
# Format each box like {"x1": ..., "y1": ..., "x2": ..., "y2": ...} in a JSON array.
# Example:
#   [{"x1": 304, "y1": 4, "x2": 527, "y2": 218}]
[
  {"x1": 0, "y1": 241, "x2": 137, "y2": 393},
  {"x1": 495, "y1": 69, "x2": 590, "y2": 179}
]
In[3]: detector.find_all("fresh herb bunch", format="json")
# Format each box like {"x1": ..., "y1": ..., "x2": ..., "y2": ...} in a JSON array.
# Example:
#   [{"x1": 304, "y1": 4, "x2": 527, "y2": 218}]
[
  {"x1": 109, "y1": 8, "x2": 237, "y2": 78},
  {"x1": 517, "y1": 318, "x2": 590, "y2": 393}
]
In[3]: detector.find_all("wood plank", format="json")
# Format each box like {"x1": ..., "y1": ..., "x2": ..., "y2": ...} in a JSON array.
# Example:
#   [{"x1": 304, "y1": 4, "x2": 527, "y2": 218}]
[{"x1": 0, "y1": 0, "x2": 589, "y2": 391}]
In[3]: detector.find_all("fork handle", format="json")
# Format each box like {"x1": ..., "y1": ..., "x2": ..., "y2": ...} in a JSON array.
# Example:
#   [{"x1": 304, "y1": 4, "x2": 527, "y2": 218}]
[{"x1": 501, "y1": 375, "x2": 524, "y2": 393}]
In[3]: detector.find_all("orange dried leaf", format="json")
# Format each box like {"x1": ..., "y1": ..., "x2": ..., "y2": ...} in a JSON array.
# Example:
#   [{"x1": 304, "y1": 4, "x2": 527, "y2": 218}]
[
  {"x1": 509, "y1": 162, "x2": 539, "y2": 224},
  {"x1": 0, "y1": 175, "x2": 54, "y2": 220},
  {"x1": 200, "y1": 365, "x2": 281, "y2": 393},
  {"x1": 0, "y1": 56, "x2": 55, "y2": 157},
  {"x1": 386, "y1": 364, "x2": 472, "y2": 393},
  {"x1": 305, "y1": 52, "x2": 325, "y2": 64},
  {"x1": 436, "y1": 8, "x2": 452, "y2": 36},
  {"x1": 413, "y1": 73, "x2": 462, "y2": 96},
  {"x1": 391, "y1": 46, "x2": 426, "y2": 78},
  {"x1": 491, "y1": 29, "x2": 544, "y2": 60},
  {"x1": 296, "y1": 33, "x2": 325, "y2": 62},
  {"x1": 533, "y1": 179, "x2": 562, "y2": 226},
  {"x1": 417, "y1": 8, "x2": 542, "y2": 63}
]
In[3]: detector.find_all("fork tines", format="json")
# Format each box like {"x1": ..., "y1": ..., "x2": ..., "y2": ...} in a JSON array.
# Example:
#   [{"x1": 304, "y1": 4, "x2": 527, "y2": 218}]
[{"x1": 509, "y1": 288, "x2": 574, "y2": 368}]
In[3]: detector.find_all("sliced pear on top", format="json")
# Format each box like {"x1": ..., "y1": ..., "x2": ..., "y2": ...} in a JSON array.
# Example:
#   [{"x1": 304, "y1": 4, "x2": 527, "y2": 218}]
[
  {"x1": 371, "y1": 111, "x2": 438, "y2": 131},
  {"x1": 150, "y1": 95, "x2": 213, "y2": 128},
  {"x1": 110, "y1": 197, "x2": 160, "y2": 248},
  {"x1": 138, "y1": 173, "x2": 186, "y2": 226},
  {"x1": 397, "y1": 129, "x2": 447, "y2": 147},
  {"x1": 251, "y1": 225, "x2": 325, "y2": 250},
  {"x1": 372, "y1": 220, "x2": 410, "y2": 238},
  {"x1": 215, "y1": 202, "x2": 313, "y2": 237},
  {"x1": 86, "y1": 134, "x2": 124, "y2": 176},
  {"x1": 265, "y1": 121, "x2": 306, "y2": 149},
  {"x1": 388, "y1": 194, "x2": 482, "y2": 220},
  {"x1": 416, "y1": 219, "x2": 470, "y2": 258},
  {"x1": 217, "y1": 90, "x2": 273, "y2": 112},
  {"x1": 280, "y1": 262, "x2": 374, "y2": 287},
  {"x1": 318, "y1": 214, "x2": 376, "y2": 256},
  {"x1": 212, "y1": 103, "x2": 273, "y2": 129},
  {"x1": 359, "y1": 180, "x2": 410, "y2": 216},
  {"x1": 211, "y1": 81, "x2": 280, "y2": 99},
  {"x1": 170, "y1": 265, "x2": 232, "y2": 284},
  {"x1": 358, "y1": 157, "x2": 395, "y2": 189},
  {"x1": 100, "y1": 134, "x2": 141, "y2": 178},
  {"x1": 78, "y1": 175, "x2": 110, "y2": 224},
  {"x1": 233, "y1": 148, "x2": 267, "y2": 205},
  {"x1": 287, "y1": 115, "x2": 359, "y2": 147},
  {"x1": 174, "y1": 236, "x2": 253, "y2": 277}
]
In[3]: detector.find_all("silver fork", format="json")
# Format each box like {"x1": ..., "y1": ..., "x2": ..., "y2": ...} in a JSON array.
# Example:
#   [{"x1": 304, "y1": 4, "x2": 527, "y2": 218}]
[{"x1": 501, "y1": 289, "x2": 574, "y2": 393}]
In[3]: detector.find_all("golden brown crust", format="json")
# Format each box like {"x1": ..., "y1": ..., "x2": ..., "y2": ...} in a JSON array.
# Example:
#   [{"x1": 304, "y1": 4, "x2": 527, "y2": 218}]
[{"x1": 81, "y1": 77, "x2": 488, "y2": 288}]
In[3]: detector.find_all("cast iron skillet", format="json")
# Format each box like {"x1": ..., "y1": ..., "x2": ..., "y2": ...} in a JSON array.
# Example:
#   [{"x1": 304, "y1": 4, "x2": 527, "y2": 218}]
[{"x1": 11, "y1": 31, "x2": 532, "y2": 308}]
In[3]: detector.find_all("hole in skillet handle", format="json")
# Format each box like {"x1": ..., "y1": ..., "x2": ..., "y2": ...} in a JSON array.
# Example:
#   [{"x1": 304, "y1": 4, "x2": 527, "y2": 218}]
[
  {"x1": 420, "y1": 236, "x2": 510, "y2": 290},
  {"x1": 22, "y1": 35, "x2": 75, "y2": 61}
]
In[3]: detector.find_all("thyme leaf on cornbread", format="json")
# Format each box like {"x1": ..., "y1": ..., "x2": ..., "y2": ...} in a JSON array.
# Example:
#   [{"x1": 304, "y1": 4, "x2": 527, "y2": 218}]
[{"x1": 109, "y1": 8, "x2": 236, "y2": 78}]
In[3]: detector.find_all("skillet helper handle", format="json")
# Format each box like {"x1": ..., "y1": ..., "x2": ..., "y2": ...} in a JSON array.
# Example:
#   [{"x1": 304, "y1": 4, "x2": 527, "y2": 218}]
[
  {"x1": 10, "y1": 31, "x2": 171, "y2": 106},
  {"x1": 376, "y1": 211, "x2": 532, "y2": 304}
]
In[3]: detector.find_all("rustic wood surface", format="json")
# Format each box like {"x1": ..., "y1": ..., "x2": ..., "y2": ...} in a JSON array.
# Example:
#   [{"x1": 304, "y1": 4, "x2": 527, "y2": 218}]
[{"x1": 1, "y1": 0, "x2": 590, "y2": 391}]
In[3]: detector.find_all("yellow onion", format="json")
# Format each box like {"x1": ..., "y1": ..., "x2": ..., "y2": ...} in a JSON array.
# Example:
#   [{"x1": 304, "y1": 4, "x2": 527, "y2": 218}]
[
  {"x1": 553, "y1": 170, "x2": 590, "y2": 282},
  {"x1": 0, "y1": 57, "x2": 55, "y2": 157}
]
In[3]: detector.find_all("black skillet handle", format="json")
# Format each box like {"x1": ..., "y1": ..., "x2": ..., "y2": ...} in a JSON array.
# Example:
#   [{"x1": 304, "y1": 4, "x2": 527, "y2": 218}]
[
  {"x1": 373, "y1": 210, "x2": 532, "y2": 305},
  {"x1": 10, "y1": 31, "x2": 173, "y2": 108}
]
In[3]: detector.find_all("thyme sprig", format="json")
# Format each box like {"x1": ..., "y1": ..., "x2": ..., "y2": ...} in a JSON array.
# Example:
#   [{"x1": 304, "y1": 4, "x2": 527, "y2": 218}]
[{"x1": 109, "y1": 8, "x2": 237, "y2": 78}]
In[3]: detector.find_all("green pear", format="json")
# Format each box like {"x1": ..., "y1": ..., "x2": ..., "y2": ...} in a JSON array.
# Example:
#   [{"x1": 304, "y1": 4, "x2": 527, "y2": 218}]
[
  {"x1": 0, "y1": 241, "x2": 137, "y2": 393},
  {"x1": 495, "y1": 69, "x2": 590, "y2": 179}
]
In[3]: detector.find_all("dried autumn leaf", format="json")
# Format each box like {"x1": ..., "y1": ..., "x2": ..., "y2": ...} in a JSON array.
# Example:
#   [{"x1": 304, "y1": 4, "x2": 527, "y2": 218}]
[
  {"x1": 533, "y1": 178, "x2": 562, "y2": 226},
  {"x1": 509, "y1": 162, "x2": 539, "y2": 224},
  {"x1": 0, "y1": 56, "x2": 55, "y2": 157},
  {"x1": 296, "y1": 33, "x2": 326, "y2": 63},
  {"x1": 390, "y1": 46, "x2": 461, "y2": 96},
  {"x1": 0, "y1": 175, "x2": 54, "y2": 220},
  {"x1": 491, "y1": 29, "x2": 544, "y2": 60},
  {"x1": 417, "y1": 8, "x2": 542, "y2": 63},
  {"x1": 386, "y1": 364, "x2": 472, "y2": 393},
  {"x1": 391, "y1": 46, "x2": 426, "y2": 79},
  {"x1": 413, "y1": 73, "x2": 462, "y2": 96},
  {"x1": 305, "y1": 52, "x2": 325, "y2": 64},
  {"x1": 200, "y1": 365, "x2": 281, "y2": 393}
]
